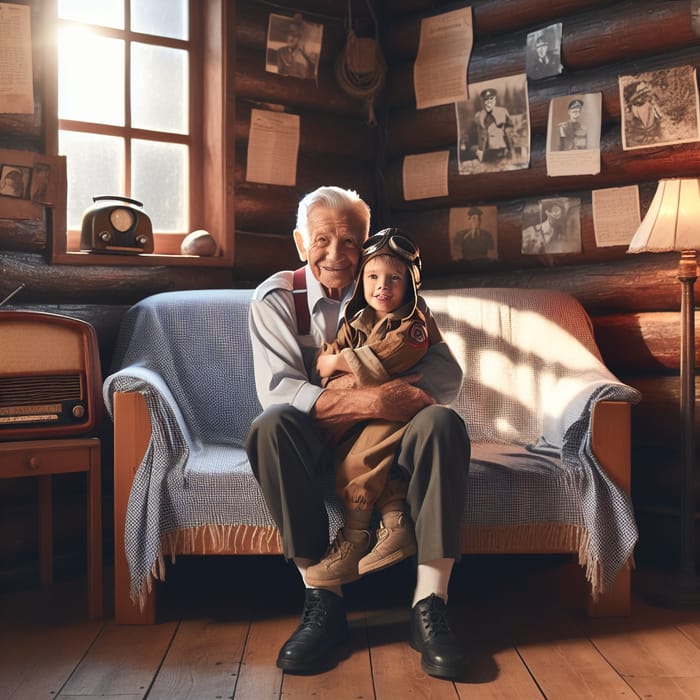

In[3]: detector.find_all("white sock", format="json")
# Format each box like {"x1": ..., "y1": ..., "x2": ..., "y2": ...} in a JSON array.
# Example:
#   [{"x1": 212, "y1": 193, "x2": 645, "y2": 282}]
[
  {"x1": 293, "y1": 556, "x2": 343, "y2": 597},
  {"x1": 412, "y1": 558, "x2": 454, "y2": 607}
]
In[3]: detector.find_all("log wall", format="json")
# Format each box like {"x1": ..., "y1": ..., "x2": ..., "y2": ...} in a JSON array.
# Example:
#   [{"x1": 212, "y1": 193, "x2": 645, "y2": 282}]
[
  {"x1": 380, "y1": 0, "x2": 700, "y2": 568},
  {"x1": 1, "y1": 0, "x2": 697, "y2": 583}
]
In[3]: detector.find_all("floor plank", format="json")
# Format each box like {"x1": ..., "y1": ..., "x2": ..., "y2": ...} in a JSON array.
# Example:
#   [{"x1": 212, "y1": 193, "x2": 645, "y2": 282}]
[
  {"x1": 58, "y1": 621, "x2": 177, "y2": 698},
  {"x1": 147, "y1": 619, "x2": 249, "y2": 700},
  {"x1": 3, "y1": 555, "x2": 700, "y2": 700}
]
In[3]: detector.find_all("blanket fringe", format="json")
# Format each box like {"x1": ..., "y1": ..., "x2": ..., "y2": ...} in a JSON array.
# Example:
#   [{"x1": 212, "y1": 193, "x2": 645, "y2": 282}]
[
  {"x1": 462, "y1": 523, "x2": 609, "y2": 601},
  {"x1": 130, "y1": 522, "x2": 633, "y2": 610},
  {"x1": 131, "y1": 525, "x2": 283, "y2": 610}
]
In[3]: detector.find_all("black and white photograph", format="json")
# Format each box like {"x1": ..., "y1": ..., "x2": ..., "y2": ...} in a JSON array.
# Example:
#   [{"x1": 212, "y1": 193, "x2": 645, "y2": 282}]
[
  {"x1": 456, "y1": 74, "x2": 530, "y2": 175},
  {"x1": 521, "y1": 196, "x2": 581, "y2": 255},
  {"x1": 526, "y1": 23, "x2": 563, "y2": 81},
  {"x1": 265, "y1": 13, "x2": 322, "y2": 81},
  {"x1": 619, "y1": 65, "x2": 700, "y2": 150},
  {"x1": 546, "y1": 92, "x2": 602, "y2": 176},
  {"x1": 449, "y1": 205, "x2": 498, "y2": 261},
  {"x1": 0, "y1": 164, "x2": 30, "y2": 198}
]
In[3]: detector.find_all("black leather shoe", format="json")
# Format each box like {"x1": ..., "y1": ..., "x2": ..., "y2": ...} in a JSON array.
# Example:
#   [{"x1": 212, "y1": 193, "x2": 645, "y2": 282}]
[
  {"x1": 409, "y1": 594, "x2": 466, "y2": 679},
  {"x1": 276, "y1": 588, "x2": 349, "y2": 673}
]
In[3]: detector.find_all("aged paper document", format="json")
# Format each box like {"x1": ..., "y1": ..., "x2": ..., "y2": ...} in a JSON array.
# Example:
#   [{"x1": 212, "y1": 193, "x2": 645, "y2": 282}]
[
  {"x1": 246, "y1": 109, "x2": 300, "y2": 186},
  {"x1": 0, "y1": 3, "x2": 34, "y2": 114},
  {"x1": 592, "y1": 185, "x2": 641, "y2": 247},
  {"x1": 413, "y1": 7, "x2": 472, "y2": 110},
  {"x1": 403, "y1": 151, "x2": 449, "y2": 201}
]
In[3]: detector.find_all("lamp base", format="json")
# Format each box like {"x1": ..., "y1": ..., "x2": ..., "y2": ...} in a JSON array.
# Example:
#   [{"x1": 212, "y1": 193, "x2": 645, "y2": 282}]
[{"x1": 645, "y1": 571, "x2": 700, "y2": 610}]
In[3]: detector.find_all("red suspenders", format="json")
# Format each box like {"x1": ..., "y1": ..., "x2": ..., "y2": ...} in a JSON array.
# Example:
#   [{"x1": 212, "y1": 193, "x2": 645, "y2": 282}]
[{"x1": 292, "y1": 266, "x2": 311, "y2": 335}]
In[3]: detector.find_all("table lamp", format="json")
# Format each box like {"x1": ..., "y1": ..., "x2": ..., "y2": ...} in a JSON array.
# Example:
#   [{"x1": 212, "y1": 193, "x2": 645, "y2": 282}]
[{"x1": 628, "y1": 177, "x2": 700, "y2": 608}]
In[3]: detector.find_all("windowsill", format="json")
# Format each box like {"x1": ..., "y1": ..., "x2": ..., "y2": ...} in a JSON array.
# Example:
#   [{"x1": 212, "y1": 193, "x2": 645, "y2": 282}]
[{"x1": 52, "y1": 250, "x2": 232, "y2": 268}]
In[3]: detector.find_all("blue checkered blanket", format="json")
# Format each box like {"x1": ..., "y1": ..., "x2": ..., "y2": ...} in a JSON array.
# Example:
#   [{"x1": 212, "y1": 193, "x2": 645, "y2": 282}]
[{"x1": 103, "y1": 287, "x2": 641, "y2": 606}]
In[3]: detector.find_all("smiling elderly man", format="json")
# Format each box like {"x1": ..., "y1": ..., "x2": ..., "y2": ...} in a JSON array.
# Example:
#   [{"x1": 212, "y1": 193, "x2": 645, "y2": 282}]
[{"x1": 245, "y1": 185, "x2": 471, "y2": 678}]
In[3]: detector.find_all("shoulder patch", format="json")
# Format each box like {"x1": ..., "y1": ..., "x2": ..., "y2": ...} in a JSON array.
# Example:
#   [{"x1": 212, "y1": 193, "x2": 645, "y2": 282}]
[{"x1": 407, "y1": 320, "x2": 428, "y2": 347}]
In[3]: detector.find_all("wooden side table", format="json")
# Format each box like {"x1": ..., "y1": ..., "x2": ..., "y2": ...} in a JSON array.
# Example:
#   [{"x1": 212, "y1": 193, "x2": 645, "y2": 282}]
[{"x1": 0, "y1": 437, "x2": 103, "y2": 619}]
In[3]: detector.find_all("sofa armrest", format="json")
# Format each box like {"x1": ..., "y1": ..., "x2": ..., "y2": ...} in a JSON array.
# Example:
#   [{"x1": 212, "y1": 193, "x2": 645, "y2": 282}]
[
  {"x1": 588, "y1": 399, "x2": 632, "y2": 616},
  {"x1": 113, "y1": 390, "x2": 156, "y2": 624},
  {"x1": 591, "y1": 400, "x2": 631, "y2": 493}
]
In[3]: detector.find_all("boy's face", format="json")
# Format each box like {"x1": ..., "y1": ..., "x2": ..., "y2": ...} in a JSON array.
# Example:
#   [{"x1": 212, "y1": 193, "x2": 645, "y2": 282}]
[{"x1": 362, "y1": 255, "x2": 409, "y2": 320}]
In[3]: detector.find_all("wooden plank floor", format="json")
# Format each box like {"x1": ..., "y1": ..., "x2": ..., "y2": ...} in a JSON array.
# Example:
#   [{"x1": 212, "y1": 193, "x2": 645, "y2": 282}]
[{"x1": 2, "y1": 554, "x2": 700, "y2": 699}]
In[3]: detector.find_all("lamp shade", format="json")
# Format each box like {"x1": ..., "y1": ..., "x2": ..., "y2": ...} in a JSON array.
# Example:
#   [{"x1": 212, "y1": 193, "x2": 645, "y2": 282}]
[{"x1": 628, "y1": 178, "x2": 700, "y2": 253}]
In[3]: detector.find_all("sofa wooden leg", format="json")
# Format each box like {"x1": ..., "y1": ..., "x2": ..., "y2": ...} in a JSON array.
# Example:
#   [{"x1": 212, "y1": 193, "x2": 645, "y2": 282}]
[{"x1": 587, "y1": 566, "x2": 631, "y2": 617}]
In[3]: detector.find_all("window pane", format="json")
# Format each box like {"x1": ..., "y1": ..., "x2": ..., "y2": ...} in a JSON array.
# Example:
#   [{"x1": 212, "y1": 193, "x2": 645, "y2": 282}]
[
  {"x1": 59, "y1": 131, "x2": 124, "y2": 230},
  {"x1": 131, "y1": 43, "x2": 188, "y2": 134},
  {"x1": 59, "y1": 28, "x2": 124, "y2": 126},
  {"x1": 132, "y1": 140, "x2": 188, "y2": 232},
  {"x1": 131, "y1": 0, "x2": 188, "y2": 40},
  {"x1": 58, "y1": 0, "x2": 124, "y2": 29}
]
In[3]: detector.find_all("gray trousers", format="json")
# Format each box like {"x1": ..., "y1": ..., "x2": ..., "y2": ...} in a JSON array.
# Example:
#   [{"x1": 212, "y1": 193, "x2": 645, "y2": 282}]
[{"x1": 245, "y1": 404, "x2": 470, "y2": 563}]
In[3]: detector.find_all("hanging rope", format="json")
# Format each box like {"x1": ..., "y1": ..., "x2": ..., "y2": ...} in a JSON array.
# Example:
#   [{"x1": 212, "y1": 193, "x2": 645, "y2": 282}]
[{"x1": 334, "y1": 0, "x2": 387, "y2": 125}]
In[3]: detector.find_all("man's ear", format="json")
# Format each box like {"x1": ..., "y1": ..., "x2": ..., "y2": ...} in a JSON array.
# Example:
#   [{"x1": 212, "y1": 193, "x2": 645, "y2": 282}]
[{"x1": 293, "y1": 229, "x2": 308, "y2": 262}]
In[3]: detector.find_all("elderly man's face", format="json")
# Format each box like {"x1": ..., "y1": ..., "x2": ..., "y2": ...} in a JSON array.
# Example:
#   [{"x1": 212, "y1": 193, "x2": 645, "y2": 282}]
[{"x1": 295, "y1": 206, "x2": 366, "y2": 299}]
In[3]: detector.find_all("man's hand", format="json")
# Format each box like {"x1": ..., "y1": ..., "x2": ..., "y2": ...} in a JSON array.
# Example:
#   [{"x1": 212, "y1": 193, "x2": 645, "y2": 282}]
[{"x1": 313, "y1": 374, "x2": 434, "y2": 444}]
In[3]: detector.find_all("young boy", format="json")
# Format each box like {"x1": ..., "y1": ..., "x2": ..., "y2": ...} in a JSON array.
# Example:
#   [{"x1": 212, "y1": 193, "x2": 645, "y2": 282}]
[{"x1": 306, "y1": 228, "x2": 430, "y2": 587}]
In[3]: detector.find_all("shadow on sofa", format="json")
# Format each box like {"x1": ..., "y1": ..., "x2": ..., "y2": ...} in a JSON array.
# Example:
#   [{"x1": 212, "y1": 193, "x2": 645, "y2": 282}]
[{"x1": 104, "y1": 287, "x2": 641, "y2": 624}]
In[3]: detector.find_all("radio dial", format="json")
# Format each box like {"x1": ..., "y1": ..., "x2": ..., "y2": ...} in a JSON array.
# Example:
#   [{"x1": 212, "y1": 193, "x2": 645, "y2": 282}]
[
  {"x1": 72, "y1": 405, "x2": 85, "y2": 419},
  {"x1": 98, "y1": 230, "x2": 112, "y2": 243},
  {"x1": 136, "y1": 235, "x2": 149, "y2": 246}
]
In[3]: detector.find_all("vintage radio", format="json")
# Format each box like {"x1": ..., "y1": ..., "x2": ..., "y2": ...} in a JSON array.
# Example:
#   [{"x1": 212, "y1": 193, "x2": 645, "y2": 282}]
[
  {"x1": 80, "y1": 195, "x2": 154, "y2": 254},
  {"x1": 0, "y1": 311, "x2": 103, "y2": 440}
]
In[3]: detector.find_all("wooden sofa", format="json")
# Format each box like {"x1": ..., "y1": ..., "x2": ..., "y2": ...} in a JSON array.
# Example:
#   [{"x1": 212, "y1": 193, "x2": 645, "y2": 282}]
[{"x1": 105, "y1": 287, "x2": 641, "y2": 624}]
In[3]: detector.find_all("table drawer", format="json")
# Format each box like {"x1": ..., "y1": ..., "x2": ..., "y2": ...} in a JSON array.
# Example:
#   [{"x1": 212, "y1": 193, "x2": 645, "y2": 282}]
[{"x1": 0, "y1": 444, "x2": 92, "y2": 478}]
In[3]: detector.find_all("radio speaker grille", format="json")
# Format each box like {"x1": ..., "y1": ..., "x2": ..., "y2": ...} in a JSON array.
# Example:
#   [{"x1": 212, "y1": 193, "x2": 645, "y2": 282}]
[{"x1": 0, "y1": 374, "x2": 83, "y2": 406}]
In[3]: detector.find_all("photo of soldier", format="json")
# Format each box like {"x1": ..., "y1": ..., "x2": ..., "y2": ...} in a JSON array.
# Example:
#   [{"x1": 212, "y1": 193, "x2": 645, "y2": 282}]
[
  {"x1": 525, "y1": 24, "x2": 563, "y2": 81},
  {"x1": 557, "y1": 99, "x2": 587, "y2": 150},
  {"x1": 456, "y1": 74, "x2": 530, "y2": 175},
  {"x1": 619, "y1": 66, "x2": 700, "y2": 150}
]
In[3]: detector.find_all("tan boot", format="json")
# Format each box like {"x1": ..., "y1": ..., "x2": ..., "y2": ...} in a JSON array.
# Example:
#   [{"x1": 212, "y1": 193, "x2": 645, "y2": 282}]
[
  {"x1": 358, "y1": 511, "x2": 417, "y2": 576},
  {"x1": 305, "y1": 529, "x2": 371, "y2": 587}
]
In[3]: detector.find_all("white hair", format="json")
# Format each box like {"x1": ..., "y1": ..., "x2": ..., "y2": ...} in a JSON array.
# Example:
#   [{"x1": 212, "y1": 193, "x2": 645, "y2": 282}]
[{"x1": 295, "y1": 186, "x2": 371, "y2": 245}]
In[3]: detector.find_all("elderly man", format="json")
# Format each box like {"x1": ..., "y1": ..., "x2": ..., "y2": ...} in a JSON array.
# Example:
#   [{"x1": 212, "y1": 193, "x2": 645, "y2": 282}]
[{"x1": 246, "y1": 186, "x2": 470, "y2": 678}]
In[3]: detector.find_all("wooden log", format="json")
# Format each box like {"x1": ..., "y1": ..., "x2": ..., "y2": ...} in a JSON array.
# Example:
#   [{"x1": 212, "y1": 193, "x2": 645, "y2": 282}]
[
  {"x1": 385, "y1": 43, "x2": 700, "y2": 154},
  {"x1": 624, "y1": 375, "x2": 700, "y2": 444},
  {"x1": 386, "y1": 184, "x2": 658, "y2": 276},
  {"x1": 421, "y1": 252, "x2": 682, "y2": 314},
  {"x1": 234, "y1": 143, "x2": 375, "y2": 195},
  {"x1": 384, "y1": 127, "x2": 700, "y2": 210},
  {"x1": 233, "y1": 230, "x2": 298, "y2": 285},
  {"x1": 384, "y1": 0, "x2": 620, "y2": 36},
  {"x1": 234, "y1": 46, "x2": 369, "y2": 119},
  {"x1": 0, "y1": 217, "x2": 47, "y2": 254},
  {"x1": 0, "y1": 252, "x2": 233, "y2": 306},
  {"x1": 592, "y1": 311, "x2": 698, "y2": 372},
  {"x1": 234, "y1": 100, "x2": 377, "y2": 160},
  {"x1": 384, "y1": 0, "x2": 697, "y2": 68},
  {"x1": 233, "y1": 188, "x2": 303, "y2": 233}
]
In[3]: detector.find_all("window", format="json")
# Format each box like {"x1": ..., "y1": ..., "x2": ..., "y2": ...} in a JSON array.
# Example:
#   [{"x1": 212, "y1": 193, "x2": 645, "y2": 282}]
[{"x1": 49, "y1": 0, "x2": 231, "y2": 266}]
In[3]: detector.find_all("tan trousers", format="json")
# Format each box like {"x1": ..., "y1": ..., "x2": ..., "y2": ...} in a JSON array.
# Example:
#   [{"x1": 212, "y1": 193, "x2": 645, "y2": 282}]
[{"x1": 335, "y1": 420, "x2": 408, "y2": 512}]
